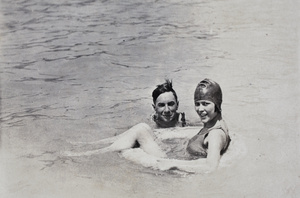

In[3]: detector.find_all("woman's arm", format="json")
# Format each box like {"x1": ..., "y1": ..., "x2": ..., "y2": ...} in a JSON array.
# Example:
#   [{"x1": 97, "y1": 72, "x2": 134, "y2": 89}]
[{"x1": 157, "y1": 129, "x2": 226, "y2": 173}]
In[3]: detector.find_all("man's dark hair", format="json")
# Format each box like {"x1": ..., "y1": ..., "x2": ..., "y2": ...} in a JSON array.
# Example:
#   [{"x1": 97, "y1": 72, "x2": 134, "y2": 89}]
[{"x1": 152, "y1": 79, "x2": 178, "y2": 104}]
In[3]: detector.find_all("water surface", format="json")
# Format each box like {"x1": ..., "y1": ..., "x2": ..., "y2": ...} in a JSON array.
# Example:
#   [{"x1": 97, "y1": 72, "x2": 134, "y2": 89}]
[{"x1": 0, "y1": 0, "x2": 299, "y2": 197}]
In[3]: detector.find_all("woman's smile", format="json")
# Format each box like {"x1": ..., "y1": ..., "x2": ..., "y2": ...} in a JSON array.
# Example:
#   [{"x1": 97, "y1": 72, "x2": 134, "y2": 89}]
[{"x1": 194, "y1": 100, "x2": 218, "y2": 125}]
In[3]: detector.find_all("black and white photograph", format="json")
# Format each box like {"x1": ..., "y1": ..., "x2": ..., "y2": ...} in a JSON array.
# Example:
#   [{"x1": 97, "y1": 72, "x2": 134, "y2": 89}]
[{"x1": 0, "y1": 0, "x2": 299, "y2": 197}]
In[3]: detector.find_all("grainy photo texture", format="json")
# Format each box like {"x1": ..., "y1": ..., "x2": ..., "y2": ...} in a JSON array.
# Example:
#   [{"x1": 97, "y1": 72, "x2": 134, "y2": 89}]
[{"x1": 0, "y1": 0, "x2": 299, "y2": 198}]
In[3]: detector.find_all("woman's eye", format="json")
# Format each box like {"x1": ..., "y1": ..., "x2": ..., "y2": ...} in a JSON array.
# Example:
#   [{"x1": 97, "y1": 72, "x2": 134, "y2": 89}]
[{"x1": 158, "y1": 103, "x2": 165, "y2": 107}]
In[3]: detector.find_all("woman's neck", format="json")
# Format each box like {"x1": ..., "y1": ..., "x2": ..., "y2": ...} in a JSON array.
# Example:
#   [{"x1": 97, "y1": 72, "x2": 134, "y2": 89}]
[{"x1": 204, "y1": 113, "x2": 221, "y2": 129}]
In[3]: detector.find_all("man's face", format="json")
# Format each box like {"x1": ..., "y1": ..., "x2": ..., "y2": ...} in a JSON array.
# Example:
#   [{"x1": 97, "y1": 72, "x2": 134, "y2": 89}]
[{"x1": 153, "y1": 92, "x2": 178, "y2": 123}]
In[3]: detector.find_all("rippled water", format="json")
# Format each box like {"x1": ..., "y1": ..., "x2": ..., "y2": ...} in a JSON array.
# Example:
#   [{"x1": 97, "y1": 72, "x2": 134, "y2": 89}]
[{"x1": 0, "y1": 0, "x2": 299, "y2": 197}]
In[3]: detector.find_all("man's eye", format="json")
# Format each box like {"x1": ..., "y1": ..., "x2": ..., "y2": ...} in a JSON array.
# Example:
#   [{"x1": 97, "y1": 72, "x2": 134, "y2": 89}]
[
  {"x1": 202, "y1": 102, "x2": 209, "y2": 106},
  {"x1": 195, "y1": 102, "x2": 200, "y2": 106},
  {"x1": 158, "y1": 103, "x2": 165, "y2": 107},
  {"x1": 168, "y1": 102, "x2": 175, "y2": 106}
]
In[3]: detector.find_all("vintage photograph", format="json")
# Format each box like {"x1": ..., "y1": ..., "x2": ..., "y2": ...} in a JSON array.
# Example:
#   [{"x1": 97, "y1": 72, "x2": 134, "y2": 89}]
[{"x1": 0, "y1": 0, "x2": 299, "y2": 197}]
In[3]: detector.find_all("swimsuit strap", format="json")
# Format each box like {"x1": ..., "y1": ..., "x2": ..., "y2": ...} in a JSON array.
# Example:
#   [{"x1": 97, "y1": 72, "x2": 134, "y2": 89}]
[
  {"x1": 180, "y1": 112, "x2": 186, "y2": 127},
  {"x1": 206, "y1": 119, "x2": 228, "y2": 133},
  {"x1": 206, "y1": 119, "x2": 230, "y2": 154}
]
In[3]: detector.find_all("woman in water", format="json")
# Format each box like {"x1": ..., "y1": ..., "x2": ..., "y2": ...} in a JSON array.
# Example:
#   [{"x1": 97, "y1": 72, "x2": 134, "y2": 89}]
[
  {"x1": 155, "y1": 78, "x2": 231, "y2": 173},
  {"x1": 67, "y1": 79, "x2": 230, "y2": 173}
]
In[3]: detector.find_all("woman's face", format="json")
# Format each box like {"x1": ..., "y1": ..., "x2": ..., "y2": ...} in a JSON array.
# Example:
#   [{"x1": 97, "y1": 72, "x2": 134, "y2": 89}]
[
  {"x1": 194, "y1": 100, "x2": 218, "y2": 124},
  {"x1": 153, "y1": 92, "x2": 178, "y2": 123}
]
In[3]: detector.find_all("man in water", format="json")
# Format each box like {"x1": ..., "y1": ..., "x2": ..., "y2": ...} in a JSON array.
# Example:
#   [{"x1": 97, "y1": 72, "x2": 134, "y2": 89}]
[
  {"x1": 103, "y1": 79, "x2": 231, "y2": 174},
  {"x1": 151, "y1": 79, "x2": 186, "y2": 128},
  {"x1": 66, "y1": 79, "x2": 185, "y2": 157}
]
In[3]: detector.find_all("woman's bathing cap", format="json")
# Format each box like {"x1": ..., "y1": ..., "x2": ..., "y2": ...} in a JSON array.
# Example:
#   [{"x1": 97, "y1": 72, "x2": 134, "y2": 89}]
[{"x1": 194, "y1": 79, "x2": 222, "y2": 112}]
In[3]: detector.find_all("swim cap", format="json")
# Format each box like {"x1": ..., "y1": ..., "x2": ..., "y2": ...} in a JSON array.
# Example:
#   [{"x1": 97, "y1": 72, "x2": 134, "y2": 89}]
[{"x1": 194, "y1": 79, "x2": 222, "y2": 112}]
